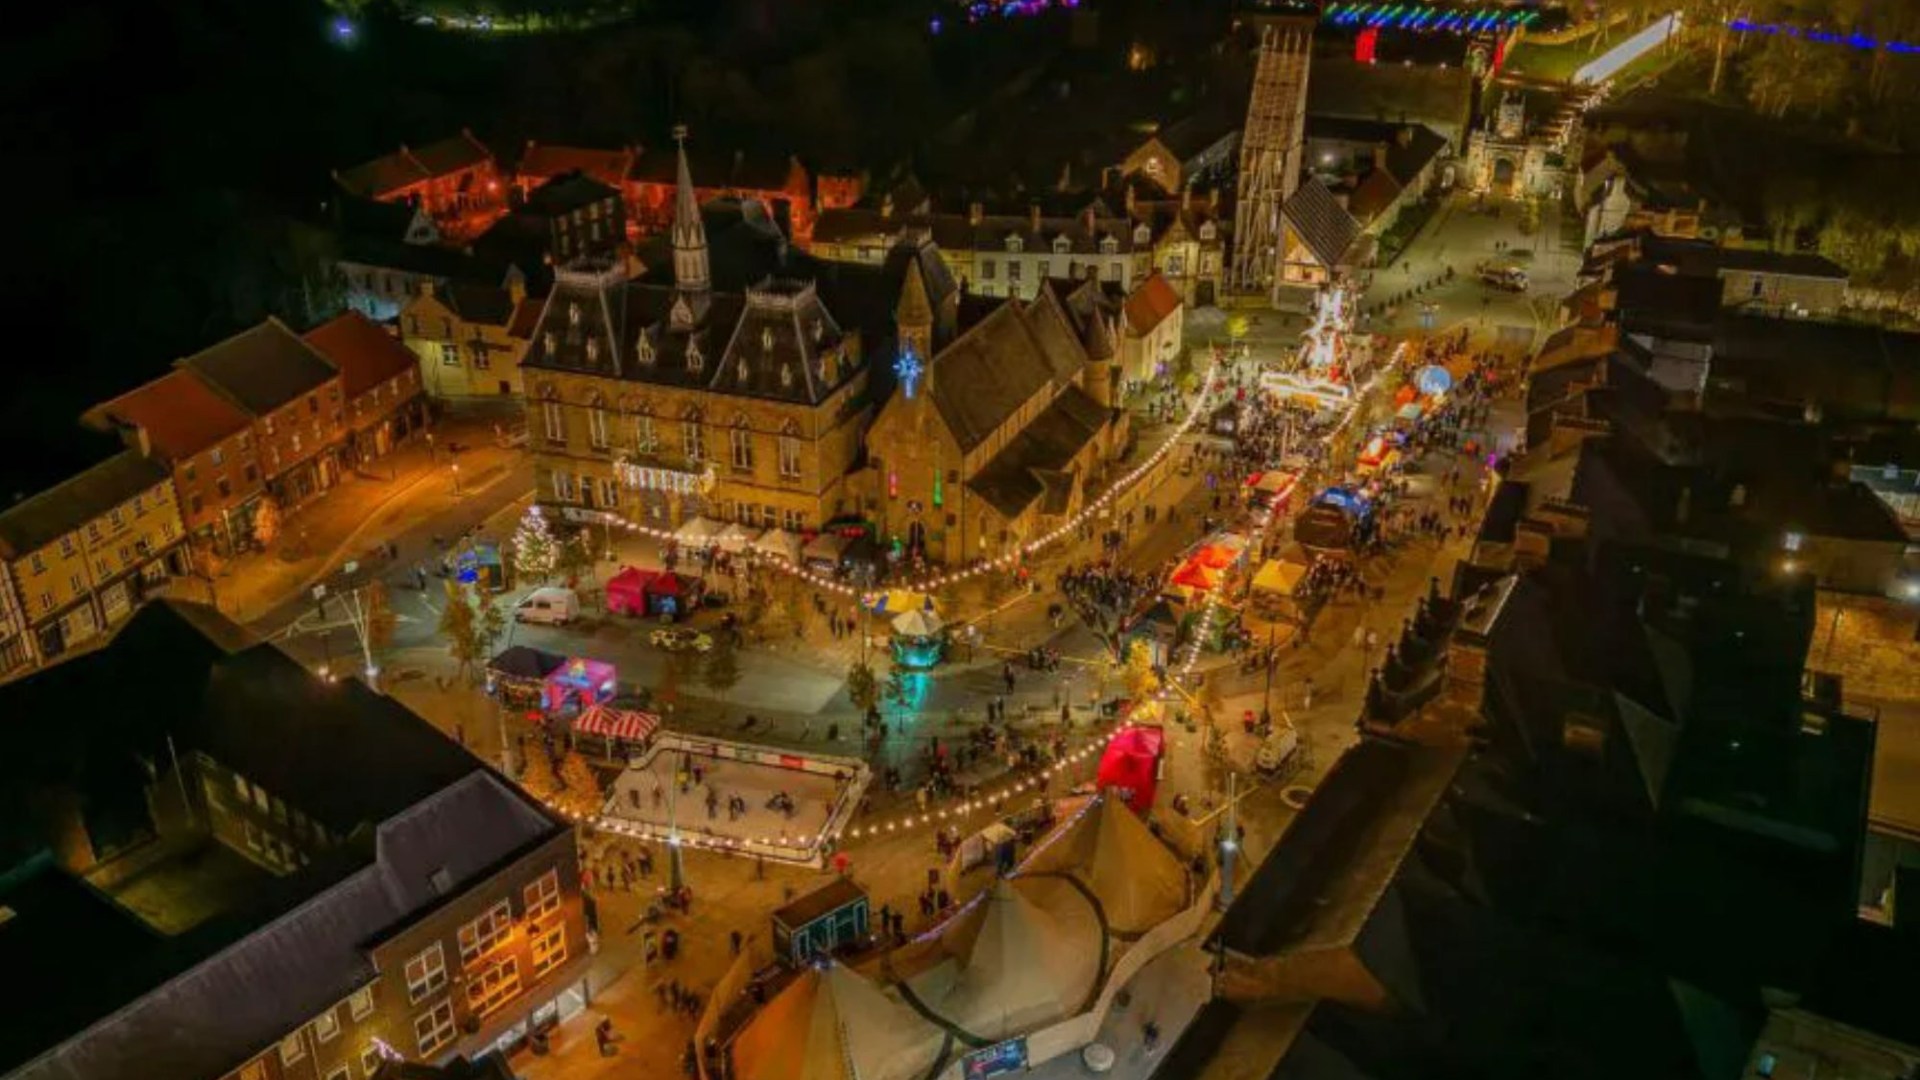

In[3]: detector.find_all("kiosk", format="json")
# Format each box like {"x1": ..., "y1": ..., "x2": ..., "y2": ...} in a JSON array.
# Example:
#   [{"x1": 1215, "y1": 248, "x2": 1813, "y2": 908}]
[{"x1": 771, "y1": 877, "x2": 870, "y2": 965}]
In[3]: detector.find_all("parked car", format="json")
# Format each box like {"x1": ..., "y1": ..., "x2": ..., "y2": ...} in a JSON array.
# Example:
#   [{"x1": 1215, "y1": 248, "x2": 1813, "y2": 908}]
[
  {"x1": 1477, "y1": 264, "x2": 1528, "y2": 292},
  {"x1": 514, "y1": 587, "x2": 579, "y2": 626},
  {"x1": 649, "y1": 627, "x2": 713, "y2": 652}
]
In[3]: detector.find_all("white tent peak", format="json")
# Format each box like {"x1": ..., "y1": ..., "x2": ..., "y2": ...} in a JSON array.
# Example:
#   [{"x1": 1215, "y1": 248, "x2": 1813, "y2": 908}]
[
  {"x1": 1023, "y1": 793, "x2": 1190, "y2": 935},
  {"x1": 730, "y1": 959, "x2": 941, "y2": 1080}
]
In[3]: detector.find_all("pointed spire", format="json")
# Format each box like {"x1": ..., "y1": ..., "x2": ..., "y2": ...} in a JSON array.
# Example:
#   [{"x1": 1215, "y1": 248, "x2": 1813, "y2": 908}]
[{"x1": 670, "y1": 124, "x2": 710, "y2": 293}]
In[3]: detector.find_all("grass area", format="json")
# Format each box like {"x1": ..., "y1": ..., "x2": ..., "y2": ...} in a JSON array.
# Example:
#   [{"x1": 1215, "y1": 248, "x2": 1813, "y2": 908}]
[{"x1": 1504, "y1": 38, "x2": 1595, "y2": 84}]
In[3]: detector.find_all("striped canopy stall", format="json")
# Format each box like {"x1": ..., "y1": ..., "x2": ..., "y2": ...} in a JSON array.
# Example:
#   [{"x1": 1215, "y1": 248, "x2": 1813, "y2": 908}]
[{"x1": 572, "y1": 704, "x2": 661, "y2": 743}]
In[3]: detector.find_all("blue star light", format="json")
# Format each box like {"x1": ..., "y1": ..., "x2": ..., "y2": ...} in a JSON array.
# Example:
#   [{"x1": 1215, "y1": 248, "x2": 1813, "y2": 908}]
[{"x1": 895, "y1": 344, "x2": 924, "y2": 400}]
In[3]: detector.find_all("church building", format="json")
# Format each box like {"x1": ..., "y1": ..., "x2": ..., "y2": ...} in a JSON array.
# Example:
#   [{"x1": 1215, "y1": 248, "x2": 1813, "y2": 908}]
[{"x1": 863, "y1": 273, "x2": 1129, "y2": 565}]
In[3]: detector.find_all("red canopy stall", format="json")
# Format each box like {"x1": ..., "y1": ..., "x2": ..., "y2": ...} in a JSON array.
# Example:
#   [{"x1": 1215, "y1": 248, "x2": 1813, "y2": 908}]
[{"x1": 1095, "y1": 725, "x2": 1165, "y2": 813}]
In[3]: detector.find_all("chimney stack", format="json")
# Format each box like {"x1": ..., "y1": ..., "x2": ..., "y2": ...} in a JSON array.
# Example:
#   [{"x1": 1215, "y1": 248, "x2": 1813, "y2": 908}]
[
  {"x1": 1029, "y1": 202, "x2": 1042, "y2": 233},
  {"x1": 1181, "y1": 183, "x2": 1192, "y2": 211},
  {"x1": 970, "y1": 201, "x2": 984, "y2": 226},
  {"x1": 881, "y1": 192, "x2": 894, "y2": 220},
  {"x1": 1373, "y1": 143, "x2": 1389, "y2": 172},
  {"x1": 1081, "y1": 207, "x2": 1095, "y2": 237}
]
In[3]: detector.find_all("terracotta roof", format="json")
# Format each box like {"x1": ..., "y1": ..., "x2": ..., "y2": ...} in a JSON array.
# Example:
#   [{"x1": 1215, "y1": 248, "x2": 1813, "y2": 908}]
[
  {"x1": 179, "y1": 319, "x2": 341, "y2": 416},
  {"x1": 1123, "y1": 272, "x2": 1183, "y2": 335},
  {"x1": 516, "y1": 142, "x2": 634, "y2": 187},
  {"x1": 89, "y1": 371, "x2": 252, "y2": 461},
  {"x1": 303, "y1": 312, "x2": 419, "y2": 399},
  {"x1": 0, "y1": 450, "x2": 170, "y2": 558},
  {"x1": 335, "y1": 132, "x2": 492, "y2": 199}
]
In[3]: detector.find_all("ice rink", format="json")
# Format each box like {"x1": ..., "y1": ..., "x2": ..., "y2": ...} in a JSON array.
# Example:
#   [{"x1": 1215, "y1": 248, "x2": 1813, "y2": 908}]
[{"x1": 602, "y1": 735, "x2": 867, "y2": 864}]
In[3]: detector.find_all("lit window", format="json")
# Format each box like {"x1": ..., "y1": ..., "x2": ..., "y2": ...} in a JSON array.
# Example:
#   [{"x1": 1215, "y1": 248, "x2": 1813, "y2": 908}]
[
  {"x1": 683, "y1": 420, "x2": 706, "y2": 462},
  {"x1": 404, "y1": 942, "x2": 447, "y2": 1003},
  {"x1": 360, "y1": 1046, "x2": 384, "y2": 1076},
  {"x1": 457, "y1": 900, "x2": 513, "y2": 966},
  {"x1": 280, "y1": 1033, "x2": 305, "y2": 1066},
  {"x1": 465, "y1": 958, "x2": 521, "y2": 1019},
  {"x1": 588, "y1": 405, "x2": 609, "y2": 450},
  {"x1": 313, "y1": 1006, "x2": 340, "y2": 1043},
  {"x1": 524, "y1": 870, "x2": 561, "y2": 921},
  {"x1": 543, "y1": 398, "x2": 565, "y2": 445},
  {"x1": 730, "y1": 425, "x2": 754, "y2": 472},
  {"x1": 779, "y1": 434, "x2": 802, "y2": 479},
  {"x1": 531, "y1": 923, "x2": 567, "y2": 978},
  {"x1": 413, "y1": 999, "x2": 456, "y2": 1057},
  {"x1": 1783, "y1": 532, "x2": 1804, "y2": 552},
  {"x1": 240, "y1": 1062, "x2": 268, "y2": 1080},
  {"x1": 349, "y1": 986, "x2": 374, "y2": 1021}
]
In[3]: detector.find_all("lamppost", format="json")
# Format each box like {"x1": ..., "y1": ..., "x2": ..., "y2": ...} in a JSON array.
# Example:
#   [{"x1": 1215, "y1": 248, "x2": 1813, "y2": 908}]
[
  {"x1": 450, "y1": 460, "x2": 463, "y2": 495},
  {"x1": 666, "y1": 761, "x2": 687, "y2": 892}
]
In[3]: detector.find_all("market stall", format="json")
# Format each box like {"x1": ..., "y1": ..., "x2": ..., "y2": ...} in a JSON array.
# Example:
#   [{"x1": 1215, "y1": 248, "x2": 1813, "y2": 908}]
[
  {"x1": 1095, "y1": 724, "x2": 1165, "y2": 813},
  {"x1": 715, "y1": 521, "x2": 762, "y2": 554},
  {"x1": 1164, "y1": 535, "x2": 1248, "y2": 603},
  {"x1": 453, "y1": 541, "x2": 506, "y2": 592},
  {"x1": 802, "y1": 531, "x2": 852, "y2": 575},
  {"x1": 642, "y1": 571, "x2": 703, "y2": 619},
  {"x1": 1294, "y1": 487, "x2": 1375, "y2": 555},
  {"x1": 866, "y1": 589, "x2": 934, "y2": 616},
  {"x1": 889, "y1": 609, "x2": 947, "y2": 669},
  {"x1": 751, "y1": 529, "x2": 804, "y2": 564},
  {"x1": 571, "y1": 703, "x2": 661, "y2": 757},
  {"x1": 771, "y1": 877, "x2": 871, "y2": 966},
  {"x1": 1243, "y1": 470, "x2": 1298, "y2": 513},
  {"x1": 544, "y1": 655, "x2": 619, "y2": 712},
  {"x1": 605, "y1": 566, "x2": 658, "y2": 617},
  {"x1": 675, "y1": 516, "x2": 724, "y2": 549},
  {"x1": 486, "y1": 645, "x2": 566, "y2": 711},
  {"x1": 1249, "y1": 557, "x2": 1310, "y2": 624}
]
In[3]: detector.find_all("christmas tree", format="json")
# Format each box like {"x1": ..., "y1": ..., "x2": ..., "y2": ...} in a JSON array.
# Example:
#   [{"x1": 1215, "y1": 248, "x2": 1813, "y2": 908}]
[{"x1": 511, "y1": 505, "x2": 558, "y2": 583}]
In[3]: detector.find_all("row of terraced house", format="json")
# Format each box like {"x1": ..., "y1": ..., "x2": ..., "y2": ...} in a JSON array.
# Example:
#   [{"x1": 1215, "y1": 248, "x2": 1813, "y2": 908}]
[{"x1": 0, "y1": 313, "x2": 426, "y2": 676}]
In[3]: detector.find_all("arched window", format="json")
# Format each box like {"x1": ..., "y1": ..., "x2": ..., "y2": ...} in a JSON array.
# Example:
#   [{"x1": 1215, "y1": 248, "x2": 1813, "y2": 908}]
[
  {"x1": 1052, "y1": 235, "x2": 1071, "y2": 255},
  {"x1": 636, "y1": 332, "x2": 655, "y2": 365},
  {"x1": 681, "y1": 405, "x2": 706, "y2": 462},
  {"x1": 686, "y1": 336, "x2": 704, "y2": 372},
  {"x1": 777, "y1": 420, "x2": 802, "y2": 479}
]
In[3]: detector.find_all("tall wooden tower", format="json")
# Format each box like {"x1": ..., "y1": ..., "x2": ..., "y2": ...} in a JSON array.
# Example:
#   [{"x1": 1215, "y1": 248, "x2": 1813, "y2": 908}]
[{"x1": 1229, "y1": 1, "x2": 1317, "y2": 301}]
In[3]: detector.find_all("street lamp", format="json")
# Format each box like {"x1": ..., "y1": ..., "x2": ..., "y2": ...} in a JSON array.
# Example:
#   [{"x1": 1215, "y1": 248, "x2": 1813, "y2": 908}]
[{"x1": 450, "y1": 460, "x2": 463, "y2": 495}]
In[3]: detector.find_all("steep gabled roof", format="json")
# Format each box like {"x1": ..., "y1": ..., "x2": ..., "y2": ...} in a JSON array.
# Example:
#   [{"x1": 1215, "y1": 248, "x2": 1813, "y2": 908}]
[
  {"x1": 515, "y1": 142, "x2": 635, "y2": 188},
  {"x1": 927, "y1": 294, "x2": 1088, "y2": 455},
  {"x1": 335, "y1": 131, "x2": 492, "y2": 199},
  {"x1": 1283, "y1": 178, "x2": 1362, "y2": 270},
  {"x1": 1123, "y1": 272, "x2": 1183, "y2": 336}
]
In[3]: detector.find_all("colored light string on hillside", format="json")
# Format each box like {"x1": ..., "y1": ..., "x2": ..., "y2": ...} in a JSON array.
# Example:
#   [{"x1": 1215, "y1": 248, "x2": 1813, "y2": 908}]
[{"x1": 1725, "y1": 18, "x2": 1920, "y2": 54}]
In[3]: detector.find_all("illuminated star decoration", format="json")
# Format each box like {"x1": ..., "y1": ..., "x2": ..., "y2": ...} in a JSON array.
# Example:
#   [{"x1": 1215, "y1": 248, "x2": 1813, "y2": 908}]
[
  {"x1": 1301, "y1": 285, "x2": 1350, "y2": 376},
  {"x1": 895, "y1": 344, "x2": 925, "y2": 400}
]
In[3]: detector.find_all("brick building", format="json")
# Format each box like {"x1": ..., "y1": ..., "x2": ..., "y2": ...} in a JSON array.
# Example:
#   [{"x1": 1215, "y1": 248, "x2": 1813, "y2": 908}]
[
  {"x1": 334, "y1": 131, "x2": 506, "y2": 239},
  {"x1": 302, "y1": 312, "x2": 430, "y2": 466},
  {"x1": 180, "y1": 320, "x2": 351, "y2": 512},
  {"x1": 0, "y1": 602, "x2": 590, "y2": 1080},
  {"x1": 86, "y1": 369, "x2": 267, "y2": 556}
]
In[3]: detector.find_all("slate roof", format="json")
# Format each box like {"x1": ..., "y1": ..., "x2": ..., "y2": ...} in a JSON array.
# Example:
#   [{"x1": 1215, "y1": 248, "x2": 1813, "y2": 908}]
[
  {"x1": 1283, "y1": 178, "x2": 1361, "y2": 270},
  {"x1": 0, "y1": 449, "x2": 170, "y2": 558},
  {"x1": 812, "y1": 206, "x2": 1136, "y2": 256},
  {"x1": 335, "y1": 131, "x2": 493, "y2": 199},
  {"x1": 0, "y1": 602, "x2": 560, "y2": 1080},
  {"x1": 928, "y1": 287, "x2": 1087, "y2": 455},
  {"x1": 1638, "y1": 236, "x2": 1848, "y2": 281},
  {"x1": 966, "y1": 386, "x2": 1110, "y2": 519},
  {"x1": 1305, "y1": 117, "x2": 1450, "y2": 186},
  {"x1": 178, "y1": 319, "x2": 340, "y2": 416},
  {"x1": 520, "y1": 264, "x2": 851, "y2": 406},
  {"x1": 302, "y1": 311, "x2": 419, "y2": 399},
  {"x1": 88, "y1": 370, "x2": 253, "y2": 461}
]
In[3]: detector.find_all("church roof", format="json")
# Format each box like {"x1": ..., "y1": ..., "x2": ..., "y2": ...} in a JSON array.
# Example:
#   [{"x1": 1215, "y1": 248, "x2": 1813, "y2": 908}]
[
  {"x1": 928, "y1": 289, "x2": 1087, "y2": 454},
  {"x1": 966, "y1": 386, "x2": 1110, "y2": 520},
  {"x1": 1283, "y1": 178, "x2": 1362, "y2": 270}
]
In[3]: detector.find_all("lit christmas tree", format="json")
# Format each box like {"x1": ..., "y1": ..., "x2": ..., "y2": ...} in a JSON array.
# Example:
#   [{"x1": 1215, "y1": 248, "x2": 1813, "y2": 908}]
[{"x1": 511, "y1": 505, "x2": 558, "y2": 583}]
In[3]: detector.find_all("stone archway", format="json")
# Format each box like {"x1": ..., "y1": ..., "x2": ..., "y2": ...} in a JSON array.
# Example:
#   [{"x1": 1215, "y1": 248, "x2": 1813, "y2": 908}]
[{"x1": 1492, "y1": 157, "x2": 1518, "y2": 193}]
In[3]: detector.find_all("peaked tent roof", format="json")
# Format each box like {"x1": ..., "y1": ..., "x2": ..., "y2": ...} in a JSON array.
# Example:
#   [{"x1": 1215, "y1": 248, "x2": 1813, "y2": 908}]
[
  {"x1": 730, "y1": 962, "x2": 943, "y2": 1080},
  {"x1": 1283, "y1": 178, "x2": 1361, "y2": 270},
  {"x1": 897, "y1": 876, "x2": 1104, "y2": 1042},
  {"x1": 1021, "y1": 794, "x2": 1188, "y2": 935}
]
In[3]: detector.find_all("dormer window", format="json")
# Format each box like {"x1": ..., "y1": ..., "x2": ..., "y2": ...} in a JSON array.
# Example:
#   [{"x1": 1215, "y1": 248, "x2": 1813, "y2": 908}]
[
  {"x1": 761, "y1": 326, "x2": 775, "y2": 353},
  {"x1": 543, "y1": 332, "x2": 556, "y2": 354},
  {"x1": 1133, "y1": 224, "x2": 1151, "y2": 245},
  {"x1": 584, "y1": 338, "x2": 600, "y2": 363},
  {"x1": 1199, "y1": 222, "x2": 1217, "y2": 241},
  {"x1": 636, "y1": 333, "x2": 655, "y2": 364},
  {"x1": 1100, "y1": 236, "x2": 1119, "y2": 254},
  {"x1": 670, "y1": 295, "x2": 693, "y2": 330},
  {"x1": 686, "y1": 337, "x2": 703, "y2": 372},
  {"x1": 1006, "y1": 235, "x2": 1024, "y2": 254},
  {"x1": 1052, "y1": 235, "x2": 1071, "y2": 255},
  {"x1": 568, "y1": 302, "x2": 582, "y2": 326},
  {"x1": 811, "y1": 319, "x2": 824, "y2": 343},
  {"x1": 780, "y1": 363, "x2": 795, "y2": 389},
  {"x1": 737, "y1": 358, "x2": 750, "y2": 382}
]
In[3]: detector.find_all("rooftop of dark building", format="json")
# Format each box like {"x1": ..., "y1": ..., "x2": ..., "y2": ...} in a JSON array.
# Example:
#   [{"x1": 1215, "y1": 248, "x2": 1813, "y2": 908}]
[{"x1": 0, "y1": 602, "x2": 561, "y2": 1080}]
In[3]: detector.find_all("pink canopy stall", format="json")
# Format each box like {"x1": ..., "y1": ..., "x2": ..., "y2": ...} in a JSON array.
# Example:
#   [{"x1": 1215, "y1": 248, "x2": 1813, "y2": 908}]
[{"x1": 544, "y1": 656, "x2": 618, "y2": 712}]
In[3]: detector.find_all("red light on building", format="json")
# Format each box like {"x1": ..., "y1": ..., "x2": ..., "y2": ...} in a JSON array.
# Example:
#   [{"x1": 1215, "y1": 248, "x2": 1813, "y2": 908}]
[
  {"x1": 1355, "y1": 26, "x2": 1380, "y2": 64},
  {"x1": 1491, "y1": 35, "x2": 1508, "y2": 75}
]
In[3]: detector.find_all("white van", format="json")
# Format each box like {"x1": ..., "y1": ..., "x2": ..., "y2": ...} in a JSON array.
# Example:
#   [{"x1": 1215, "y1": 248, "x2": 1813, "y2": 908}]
[{"x1": 514, "y1": 587, "x2": 579, "y2": 626}]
